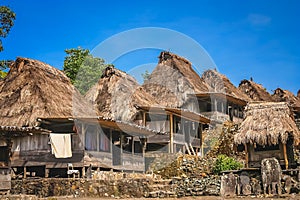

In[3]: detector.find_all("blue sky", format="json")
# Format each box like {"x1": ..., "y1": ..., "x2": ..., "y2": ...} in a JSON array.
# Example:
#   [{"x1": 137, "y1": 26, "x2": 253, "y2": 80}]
[{"x1": 1, "y1": 0, "x2": 299, "y2": 94}]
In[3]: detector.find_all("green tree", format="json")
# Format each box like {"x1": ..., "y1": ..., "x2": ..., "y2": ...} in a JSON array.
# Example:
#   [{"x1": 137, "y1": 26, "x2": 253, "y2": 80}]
[
  {"x1": 0, "y1": 59, "x2": 13, "y2": 79},
  {"x1": 0, "y1": 6, "x2": 16, "y2": 52},
  {"x1": 0, "y1": 6, "x2": 16, "y2": 79},
  {"x1": 63, "y1": 47, "x2": 112, "y2": 94},
  {"x1": 141, "y1": 70, "x2": 150, "y2": 81}
]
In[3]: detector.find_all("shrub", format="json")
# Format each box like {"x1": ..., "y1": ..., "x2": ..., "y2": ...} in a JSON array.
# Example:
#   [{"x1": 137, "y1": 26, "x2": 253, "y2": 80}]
[{"x1": 213, "y1": 154, "x2": 243, "y2": 174}]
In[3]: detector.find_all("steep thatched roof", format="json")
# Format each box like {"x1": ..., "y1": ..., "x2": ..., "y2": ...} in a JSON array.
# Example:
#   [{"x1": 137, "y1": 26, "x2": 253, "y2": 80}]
[
  {"x1": 298, "y1": 90, "x2": 300, "y2": 98},
  {"x1": 85, "y1": 66, "x2": 158, "y2": 122},
  {"x1": 272, "y1": 88, "x2": 300, "y2": 108},
  {"x1": 0, "y1": 57, "x2": 95, "y2": 127},
  {"x1": 234, "y1": 102, "x2": 300, "y2": 146},
  {"x1": 202, "y1": 70, "x2": 251, "y2": 102},
  {"x1": 238, "y1": 79, "x2": 274, "y2": 102},
  {"x1": 142, "y1": 51, "x2": 209, "y2": 108}
]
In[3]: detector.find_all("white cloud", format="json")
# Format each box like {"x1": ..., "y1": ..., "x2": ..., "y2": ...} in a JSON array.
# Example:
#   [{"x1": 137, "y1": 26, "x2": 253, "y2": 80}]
[{"x1": 248, "y1": 14, "x2": 271, "y2": 26}]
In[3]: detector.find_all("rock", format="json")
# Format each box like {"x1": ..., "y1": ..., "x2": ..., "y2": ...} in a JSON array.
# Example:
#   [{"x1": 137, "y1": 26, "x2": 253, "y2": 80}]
[{"x1": 220, "y1": 173, "x2": 237, "y2": 197}]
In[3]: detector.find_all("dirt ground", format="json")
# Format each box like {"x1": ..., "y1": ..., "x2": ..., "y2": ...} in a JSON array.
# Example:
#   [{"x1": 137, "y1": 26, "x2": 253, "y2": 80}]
[{"x1": 53, "y1": 195, "x2": 300, "y2": 200}]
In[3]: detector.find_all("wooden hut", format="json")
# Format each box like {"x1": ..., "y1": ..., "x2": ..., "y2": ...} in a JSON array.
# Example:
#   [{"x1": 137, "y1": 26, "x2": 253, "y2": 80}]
[
  {"x1": 142, "y1": 51, "x2": 210, "y2": 109},
  {"x1": 0, "y1": 57, "x2": 97, "y2": 177},
  {"x1": 196, "y1": 70, "x2": 250, "y2": 122},
  {"x1": 272, "y1": 88, "x2": 300, "y2": 129},
  {"x1": 234, "y1": 102, "x2": 300, "y2": 169},
  {"x1": 85, "y1": 65, "x2": 159, "y2": 122},
  {"x1": 238, "y1": 79, "x2": 274, "y2": 102}
]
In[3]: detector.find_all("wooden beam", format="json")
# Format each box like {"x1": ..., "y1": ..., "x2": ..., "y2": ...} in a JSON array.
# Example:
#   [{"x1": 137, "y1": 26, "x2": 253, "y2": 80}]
[
  {"x1": 169, "y1": 113, "x2": 174, "y2": 153},
  {"x1": 23, "y1": 166, "x2": 27, "y2": 179},
  {"x1": 131, "y1": 136, "x2": 134, "y2": 156},
  {"x1": 283, "y1": 143, "x2": 289, "y2": 170},
  {"x1": 143, "y1": 112, "x2": 146, "y2": 127},
  {"x1": 110, "y1": 129, "x2": 113, "y2": 154},
  {"x1": 245, "y1": 144, "x2": 249, "y2": 168}
]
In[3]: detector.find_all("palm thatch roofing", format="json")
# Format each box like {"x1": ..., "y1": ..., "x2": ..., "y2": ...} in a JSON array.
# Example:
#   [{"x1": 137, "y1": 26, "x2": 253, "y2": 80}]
[
  {"x1": 0, "y1": 57, "x2": 95, "y2": 127},
  {"x1": 202, "y1": 69, "x2": 251, "y2": 102},
  {"x1": 238, "y1": 79, "x2": 274, "y2": 102},
  {"x1": 234, "y1": 102, "x2": 300, "y2": 146},
  {"x1": 142, "y1": 51, "x2": 209, "y2": 108},
  {"x1": 85, "y1": 66, "x2": 159, "y2": 122}
]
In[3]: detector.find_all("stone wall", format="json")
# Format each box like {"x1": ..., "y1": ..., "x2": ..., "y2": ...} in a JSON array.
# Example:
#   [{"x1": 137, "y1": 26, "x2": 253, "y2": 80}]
[{"x1": 10, "y1": 171, "x2": 221, "y2": 198}]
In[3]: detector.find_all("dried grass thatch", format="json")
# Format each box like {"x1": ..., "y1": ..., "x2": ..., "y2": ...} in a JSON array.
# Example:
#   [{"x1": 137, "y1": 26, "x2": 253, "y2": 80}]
[
  {"x1": 85, "y1": 66, "x2": 158, "y2": 122},
  {"x1": 142, "y1": 51, "x2": 209, "y2": 108},
  {"x1": 0, "y1": 57, "x2": 95, "y2": 127},
  {"x1": 272, "y1": 88, "x2": 300, "y2": 108},
  {"x1": 238, "y1": 79, "x2": 274, "y2": 102},
  {"x1": 234, "y1": 102, "x2": 300, "y2": 146},
  {"x1": 202, "y1": 69, "x2": 250, "y2": 101}
]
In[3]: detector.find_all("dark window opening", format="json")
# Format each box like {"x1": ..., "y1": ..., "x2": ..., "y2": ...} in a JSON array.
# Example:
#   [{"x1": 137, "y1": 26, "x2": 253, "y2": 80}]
[{"x1": 254, "y1": 144, "x2": 280, "y2": 152}]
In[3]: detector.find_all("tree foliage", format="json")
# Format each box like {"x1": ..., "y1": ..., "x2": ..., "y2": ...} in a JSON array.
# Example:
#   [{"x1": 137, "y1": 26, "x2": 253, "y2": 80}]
[
  {"x1": 213, "y1": 154, "x2": 243, "y2": 174},
  {"x1": 141, "y1": 70, "x2": 150, "y2": 81},
  {"x1": 0, "y1": 59, "x2": 12, "y2": 79},
  {"x1": 0, "y1": 5, "x2": 16, "y2": 52},
  {"x1": 63, "y1": 47, "x2": 112, "y2": 94}
]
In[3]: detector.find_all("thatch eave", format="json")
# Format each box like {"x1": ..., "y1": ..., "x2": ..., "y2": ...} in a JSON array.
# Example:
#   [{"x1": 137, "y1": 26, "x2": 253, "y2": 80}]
[{"x1": 234, "y1": 102, "x2": 300, "y2": 146}]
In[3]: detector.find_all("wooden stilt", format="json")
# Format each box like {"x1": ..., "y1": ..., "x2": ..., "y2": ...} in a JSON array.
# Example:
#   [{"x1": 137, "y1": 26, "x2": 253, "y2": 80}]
[
  {"x1": 244, "y1": 144, "x2": 249, "y2": 168},
  {"x1": 82, "y1": 167, "x2": 85, "y2": 178},
  {"x1": 143, "y1": 112, "x2": 146, "y2": 127},
  {"x1": 169, "y1": 113, "x2": 174, "y2": 154},
  {"x1": 283, "y1": 143, "x2": 289, "y2": 169},
  {"x1": 131, "y1": 136, "x2": 134, "y2": 155},
  {"x1": 23, "y1": 166, "x2": 27, "y2": 179}
]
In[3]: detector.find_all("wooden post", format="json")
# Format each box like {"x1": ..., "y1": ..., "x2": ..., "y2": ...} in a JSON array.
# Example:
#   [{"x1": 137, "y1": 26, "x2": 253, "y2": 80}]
[
  {"x1": 131, "y1": 136, "x2": 134, "y2": 156},
  {"x1": 82, "y1": 167, "x2": 85, "y2": 178},
  {"x1": 283, "y1": 143, "x2": 289, "y2": 170},
  {"x1": 214, "y1": 98, "x2": 218, "y2": 112},
  {"x1": 110, "y1": 129, "x2": 113, "y2": 153},
  {"x1": 45, "y1": 168, "x2": 49, "y2": 178},
  {"x1": 96, "y1": 126, "x2": 100, "y2": 152},
  {"x1": 169, "y1": 113, "x2": 174, "y2": 154},
  {"x1": 200, "y1": 123, "x2": 203, "y2": 157},
  {"x1": 23, "y1": 166, "x2": 27, "y2": 179},
  {"x1": 244, "y1": 144, "x2": 249, "y2": 168},
  {"x1": 143, "y1": 112, "x2": 147, "y2": 127}
]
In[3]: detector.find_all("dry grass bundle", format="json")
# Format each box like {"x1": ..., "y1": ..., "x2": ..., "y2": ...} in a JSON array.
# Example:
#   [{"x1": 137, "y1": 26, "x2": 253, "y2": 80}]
[
  {"x1": 238, "y1": 79, "x2": 274, "y2": 102},
  {"x1": 234, "y1": 102, "x2": 300, "y2": 146},
  {"x1": 202, "y1": 69, "x2": 250, "y2": 101},
  {"x1": 0, "y1": 57, "x2": 95, "y2": 127},
  {"x1": 85, "y1": 66, "x2": 158, "y2": 122},
  {"x1": 142, "y1": 51, "x2": 209, "y2": 108}
]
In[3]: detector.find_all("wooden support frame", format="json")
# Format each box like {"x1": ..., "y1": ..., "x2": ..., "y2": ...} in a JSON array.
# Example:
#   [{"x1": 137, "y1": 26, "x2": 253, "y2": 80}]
[
  {"x1": 169, "y1": 113, "x2": 174, "y2": 154},
  {"x1": 244, "y1": 144, "x2": 249, "y2": 168},
  {"x1": 142, "y1": 111, "x2": 146, "y2": 127},
  {"x1": 131, "y1": 136, "x2": 134, "y2": 155},
  {"x1": 283, "y1": 143, "x2": 289, "y2": 170}
]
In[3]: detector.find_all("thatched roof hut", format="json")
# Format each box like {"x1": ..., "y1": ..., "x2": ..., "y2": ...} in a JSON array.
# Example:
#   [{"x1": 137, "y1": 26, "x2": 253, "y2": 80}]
[
  {"x1": 0, "y1": 57, "x2": 95, "y2": 127},
  {"x1": 234, "y1": 102, "x2": 300, "y2": 146},
  {"x1": 202, "y1": 69, "x2": 250, "y2": 101},
  {"x1": 142, "y1": 51, "x2": 209, "y2": 108},
  {"x1": 85, "y1": 66, "x2": 158, "y2": 122},
  {"x1": 238, "y1": 79, "x2": 274, "y2": 102},
  {"x1": 272, "y1": 88, "x2": 300, "y2": 108}
]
